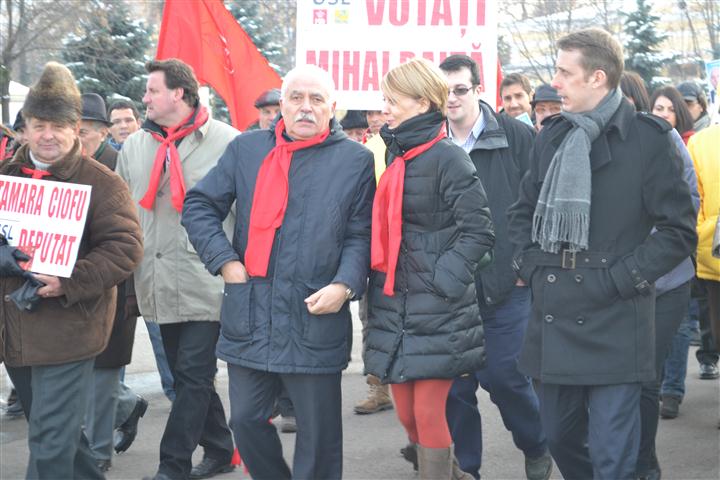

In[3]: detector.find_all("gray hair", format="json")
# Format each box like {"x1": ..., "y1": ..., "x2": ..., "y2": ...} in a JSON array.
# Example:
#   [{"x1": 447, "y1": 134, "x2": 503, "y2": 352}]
[{"x1": 281, "y1": 64, "x2": 336, "y2": 103}]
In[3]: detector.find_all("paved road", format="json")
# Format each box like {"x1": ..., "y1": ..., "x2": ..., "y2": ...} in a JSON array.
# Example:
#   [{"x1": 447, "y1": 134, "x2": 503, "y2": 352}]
[{"x1": 1, "y1": 311, "x2": 718, "y2": 479}]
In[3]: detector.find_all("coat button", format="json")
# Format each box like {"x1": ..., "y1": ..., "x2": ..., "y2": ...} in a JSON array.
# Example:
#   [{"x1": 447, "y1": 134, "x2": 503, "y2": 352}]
[
  {"x1": 576, "y1": 316, "x2": 585, "y2": 325},
  {"x1": 544, "y1": 314, "x2": 554, "y2": 323},
  {"x1": 156, "y1": 252, "x2": 162, "y2": 259},
  {"x1": 547, "y1": 274, "x2": 556, "y2": 283},
  {"x1": 3, "y1": 295, "x2": 10, "y2": 302},
  {"x1": 485, "y1": 296, "x2": 492, "y2": 303},
  {"x1": 574, "y1": 274, "x2": 583, "y2": 283}
]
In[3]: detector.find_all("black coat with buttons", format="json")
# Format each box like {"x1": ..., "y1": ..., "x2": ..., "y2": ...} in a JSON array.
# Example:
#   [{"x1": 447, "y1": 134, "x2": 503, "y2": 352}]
[
  {"x1": 363, "y1": 112, "x2": 495, "y2": 384},
  {"x1": 507, "y1": 100, "x2": 697, "y2": 385}
]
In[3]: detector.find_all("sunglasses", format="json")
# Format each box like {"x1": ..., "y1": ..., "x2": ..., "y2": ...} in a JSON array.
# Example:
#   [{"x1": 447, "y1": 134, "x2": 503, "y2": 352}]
[{"x1": 448, "y1": 85, "x2": 476, "y2": 97}]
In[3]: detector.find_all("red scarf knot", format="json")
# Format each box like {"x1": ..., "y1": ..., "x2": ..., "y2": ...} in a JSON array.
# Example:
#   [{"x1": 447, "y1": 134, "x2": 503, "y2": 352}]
[
  {"x1": 371, "y1": 125, "x2": 446, "y2": 296},
  {"x1": 21, "y1": 166, "x2": 53, "y2": 179},
  {"x1": 244, "y1": 118, "x2": 330, "y2": 277},
  {"x1": 139, "y1": 106, "x2": 210, "y2": 213}
]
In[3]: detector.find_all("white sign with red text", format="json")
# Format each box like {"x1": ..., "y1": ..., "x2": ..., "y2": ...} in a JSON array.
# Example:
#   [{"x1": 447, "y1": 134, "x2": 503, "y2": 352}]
[
  {"x1": 296, "y1": 0, "x2": 498, "y2": 110},
  {"x1": 0, "y1": 175, "x2": 91, "y2": 278}
]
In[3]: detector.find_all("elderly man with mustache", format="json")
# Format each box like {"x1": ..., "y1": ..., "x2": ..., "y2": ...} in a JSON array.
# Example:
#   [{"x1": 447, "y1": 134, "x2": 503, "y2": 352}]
[{"x1": 182, "y1": 64, "x2": 375, "y2": 480}]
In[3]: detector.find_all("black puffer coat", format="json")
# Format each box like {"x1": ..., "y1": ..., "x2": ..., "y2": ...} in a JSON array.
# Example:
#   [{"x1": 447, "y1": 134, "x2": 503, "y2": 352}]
[{"x1": 363, "y1": 111, "x2": 495, "y2": 384}]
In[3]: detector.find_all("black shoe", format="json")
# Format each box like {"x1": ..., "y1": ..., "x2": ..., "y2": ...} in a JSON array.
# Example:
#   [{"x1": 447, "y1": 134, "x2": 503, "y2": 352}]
[
  {"x1": 189, "y1": 457, "x2": 235, "y2": 479},
  {"x1": 660, "y1": 395, "x2": 681, "y2": 419},
  {"x1": 96, "y1": 459, "x2": 111, "y2": 473},
  {"x1": 114, "y1": 395, "x2": 148, "y2": 453},
  {"x1": 400, "y1": 442, "x2": 418, "y2": 472},
  {"x1": 699, "y1": 363, "x2": 719, "y2": 380}
]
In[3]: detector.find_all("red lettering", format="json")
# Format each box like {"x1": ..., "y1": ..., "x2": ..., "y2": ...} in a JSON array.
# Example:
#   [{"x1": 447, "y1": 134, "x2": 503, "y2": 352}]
[
  {"x1": 64, "y1": 236, "x2": 77, "y2": 266},
  {"x1": 422, "y1": 51, "x2": 435, "y2": 62},
  {"x1": 32, "y1": 186, "x2": 43, "y2": 216},
  {"x1": 476, "y1": 0, "x2": 485, "y2": 26},
  {"x1": 74, "y1": 191, "x2": 87, "y2": 221},
  {"x1": 431, "y1": 0, "x2": 452, "y2": 25},
  {"x1": 417, "y1": 0, "x2": 427, "y2": 24},
  {"x1": 389, "y1": 0, "x2": 408, "y2": 25},
  {"x1": 362, "y1": 52, "x2": 380, "y2": 91},
  {"x1": 48, "y1": 233, "x2": 62, "y2": 264},
  {"x1": 60, "y1": 189, "x2": 72, "y2": 219},
  {"x1": 459, "y1": 0, "x2": 468, "y2": 25},
  {"x1": 18, "y1": 228, "x2": 27, "y2": 247},
  {"x1": 399, "y1": 51, "x2": 415, "y2": 63},
  {"x1": 365, "y1": 0, "x2": 384, "y2": 25},
  {"x1": 306, "y1": 50, "x2": 329, "y2": 71},
  {"x1": 343, "y1": 51, "x2": 361, "y2": 90},
  {"x1": 49, "y1": 187, "x2": 59, "y2": 218}
]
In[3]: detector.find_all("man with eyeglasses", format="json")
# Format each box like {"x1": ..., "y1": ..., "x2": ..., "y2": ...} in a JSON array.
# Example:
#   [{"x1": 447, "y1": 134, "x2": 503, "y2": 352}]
[{"x1": 438, "y1": 55, "x2": 552, "y2": 480}]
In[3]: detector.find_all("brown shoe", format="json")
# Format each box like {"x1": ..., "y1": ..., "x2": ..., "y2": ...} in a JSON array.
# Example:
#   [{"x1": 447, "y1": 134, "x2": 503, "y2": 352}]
[{"x1": 354, "y1": 375, "x2": 393, "y2": 414}]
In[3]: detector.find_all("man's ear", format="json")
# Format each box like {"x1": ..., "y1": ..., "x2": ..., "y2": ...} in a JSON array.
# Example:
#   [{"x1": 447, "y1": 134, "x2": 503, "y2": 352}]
[
  {"x1": 172, "y1": 87, "x2": 185, "y2": 103},
  {"x1": 591, "y1": 70, "x2": 608, "y2": 89}
]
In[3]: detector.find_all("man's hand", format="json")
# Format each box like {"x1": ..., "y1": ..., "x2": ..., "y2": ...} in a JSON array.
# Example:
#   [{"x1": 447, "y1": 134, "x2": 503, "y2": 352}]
[
  {"x1": 33, "y1": 274, "x2": 64, "y2": 298},
  {"x1": 305, "y1": 283, "x2": 349, "y2": 315},
  {"x1": 221, "y1": 260, "x2": 249, "y2": 284}
]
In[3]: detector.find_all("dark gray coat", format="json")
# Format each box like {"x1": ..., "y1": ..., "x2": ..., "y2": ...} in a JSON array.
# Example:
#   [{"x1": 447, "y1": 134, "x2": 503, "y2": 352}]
[
  {"x1": 508, "y1": 100, "x2": 698, "y2": 385},
  {"x1": 363, "y1": 112, "x2": 495, "y2": 384},
  {"x1": 182, "y1": 118, "x2": 375, "y2": 374}
]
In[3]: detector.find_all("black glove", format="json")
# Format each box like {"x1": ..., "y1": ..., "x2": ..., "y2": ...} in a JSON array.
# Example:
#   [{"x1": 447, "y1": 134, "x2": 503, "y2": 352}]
[
  {"x1": 0, "y1": 243, "x2": 30, "y2": 277},
  {"x1": 10, "y1": 276, "x2": 45, "y2": 312}
]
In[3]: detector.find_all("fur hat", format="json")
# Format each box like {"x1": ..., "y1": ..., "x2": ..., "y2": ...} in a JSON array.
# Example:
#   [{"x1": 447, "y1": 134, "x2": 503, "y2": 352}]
[{"x1": 22, "y1": 62, "x2": 82, "y2": 125}]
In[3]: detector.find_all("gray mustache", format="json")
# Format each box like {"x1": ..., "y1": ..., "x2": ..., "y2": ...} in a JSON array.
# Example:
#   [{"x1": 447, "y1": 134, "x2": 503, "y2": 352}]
[{"x1": 294, "y1": 113, "x2": 316, "y2": 123}]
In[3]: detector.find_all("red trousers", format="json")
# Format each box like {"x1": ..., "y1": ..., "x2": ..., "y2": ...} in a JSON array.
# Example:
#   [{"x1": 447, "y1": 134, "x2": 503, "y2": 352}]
[{"x1": 391, "y1": 379, "x2": 453, "y2": 448}]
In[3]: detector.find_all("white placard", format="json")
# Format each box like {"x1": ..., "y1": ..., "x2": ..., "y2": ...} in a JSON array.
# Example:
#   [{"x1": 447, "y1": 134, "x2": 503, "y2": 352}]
[
  {"x1": 0, "y1": 175, "x2": 91, "y2": 278},
  {"x1": 296, "y1": 0, "x2": 498, "y2": 110}
]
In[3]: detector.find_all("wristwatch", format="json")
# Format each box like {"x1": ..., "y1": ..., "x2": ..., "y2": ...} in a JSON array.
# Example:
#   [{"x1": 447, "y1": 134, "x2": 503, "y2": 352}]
[{"x1": 344, "y1": 286, "x2": 354, "y2": 301}]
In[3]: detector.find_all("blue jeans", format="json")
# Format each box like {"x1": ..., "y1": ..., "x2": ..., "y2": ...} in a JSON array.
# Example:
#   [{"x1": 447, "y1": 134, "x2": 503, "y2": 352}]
[
  {"x1": 660, "y1": 308, "x2": 692, "y2": 400},
  {"x1": 145, "y1": 320, "x2": 176, "y2": 401},
  {"x1": 447, "y1": 286, "x2": 547, "y2": 478}
]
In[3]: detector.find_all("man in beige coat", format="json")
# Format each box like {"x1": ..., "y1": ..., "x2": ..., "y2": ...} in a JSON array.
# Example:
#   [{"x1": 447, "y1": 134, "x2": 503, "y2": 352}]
[{"x1": 117, "y1": 58, "x2": 237, "y2": 480}]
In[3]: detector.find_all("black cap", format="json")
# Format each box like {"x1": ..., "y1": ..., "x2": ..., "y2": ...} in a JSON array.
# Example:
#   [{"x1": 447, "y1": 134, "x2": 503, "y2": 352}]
[
  {"x1": 532, "y1": 84, "x2": 561, "y2": 106},
  {"x1": 254, "y1": 89, "x2": 281, "y2": 108},
  {"x1": 81, "y1": 93, "x2": 112, "y2": 126},
  {"x1": 12, "y1": 110, "x2": 25, "y2": 131},
  {"x1": 340, "y1": 110, "x2": 368, "y2": 130},
  {"x1": 676, "y1": 81, "x2": 705, "y2": 102}
]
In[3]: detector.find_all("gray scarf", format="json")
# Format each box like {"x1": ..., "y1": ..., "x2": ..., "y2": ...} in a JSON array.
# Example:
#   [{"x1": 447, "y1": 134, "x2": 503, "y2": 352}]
[{"x1": 532, "y1": 87, "x2": 623, "y2": 253}]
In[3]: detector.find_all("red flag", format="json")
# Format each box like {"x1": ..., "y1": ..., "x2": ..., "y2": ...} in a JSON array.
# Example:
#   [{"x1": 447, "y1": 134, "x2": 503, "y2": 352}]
[{"x1": 157, "y1": 0, "x2": 282, "y2": 130}]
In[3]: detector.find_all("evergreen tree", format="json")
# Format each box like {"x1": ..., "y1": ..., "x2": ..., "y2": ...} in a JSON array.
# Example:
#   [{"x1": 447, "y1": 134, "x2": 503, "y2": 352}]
[
  {"x1": 623, "y1": 0, "x2": 667, "y2": 88},
  {"x1": 61, "y1": 0, "x2": 151, "y2": 109}
]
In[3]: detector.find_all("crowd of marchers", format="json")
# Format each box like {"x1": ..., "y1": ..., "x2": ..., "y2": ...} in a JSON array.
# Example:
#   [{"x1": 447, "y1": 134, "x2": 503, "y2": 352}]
[{"x1": 0, "y1": 26, "x2": 718, "y2": 480}]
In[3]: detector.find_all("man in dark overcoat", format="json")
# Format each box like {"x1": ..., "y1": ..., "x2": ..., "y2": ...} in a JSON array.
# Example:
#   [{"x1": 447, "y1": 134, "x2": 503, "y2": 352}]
[
  {"x1": 182, "y1": 64, "x2": 375, "y2": 480},
  {"x1": 508, "y1": 29, "x2": 697, "y2": 480}
]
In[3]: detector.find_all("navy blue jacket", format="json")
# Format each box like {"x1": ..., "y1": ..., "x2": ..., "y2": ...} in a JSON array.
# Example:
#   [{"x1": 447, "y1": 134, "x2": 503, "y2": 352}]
[
  {"x1": 182, "y1": 118, "x2": 375, "y2": 374},
  {"x1": 463, "y1": 101, "x2": 534, "y2": 306}
]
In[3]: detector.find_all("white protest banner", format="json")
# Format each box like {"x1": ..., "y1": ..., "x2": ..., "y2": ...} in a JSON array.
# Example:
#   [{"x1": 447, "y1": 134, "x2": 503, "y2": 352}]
[
  {"x1": 296, "y1": 0, "x2": 498, "y2": 110},
  {"x1": 0, "y1": 175, "x2": 91, "y2": 278}
]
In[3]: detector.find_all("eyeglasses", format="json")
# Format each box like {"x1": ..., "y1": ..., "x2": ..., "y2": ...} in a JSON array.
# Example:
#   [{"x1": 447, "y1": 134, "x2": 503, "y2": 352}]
[{"x1": 448, "y1": 85, "x2": 475, "y2": 97}]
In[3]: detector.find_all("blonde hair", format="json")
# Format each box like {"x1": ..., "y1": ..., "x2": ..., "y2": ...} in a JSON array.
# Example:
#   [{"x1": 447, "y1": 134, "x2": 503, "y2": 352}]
[{"x1": 381, "y1": 58, "x2": 448, "y2": 115}]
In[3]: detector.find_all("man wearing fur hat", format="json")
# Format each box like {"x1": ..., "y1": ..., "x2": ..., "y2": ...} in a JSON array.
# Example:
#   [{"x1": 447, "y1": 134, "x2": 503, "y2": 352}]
[
  {"x1": 0, "y1": 62, "x2": 143, "y2": 479},
  {"x1": 117, "y1": 58, "x2": 237, "y2": 480}
]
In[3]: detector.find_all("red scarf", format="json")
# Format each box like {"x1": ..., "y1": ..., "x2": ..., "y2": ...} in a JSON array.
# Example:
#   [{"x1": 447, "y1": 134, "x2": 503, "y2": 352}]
[
  {"x1": 371, "y1": 126, "x2": 446, "y2": 296},
  {"x1": 0, "y1": 137, "x2": 9, "y2": 162},
  {"x1": 139, "y1": 106, "x2": 209, "y2": 212},
  {"x1": 21, "y1": 166, "x2": 53, "y2": 179},
  {"x1": 244, "y1": 118, "x2": 330, "y2": 277}
]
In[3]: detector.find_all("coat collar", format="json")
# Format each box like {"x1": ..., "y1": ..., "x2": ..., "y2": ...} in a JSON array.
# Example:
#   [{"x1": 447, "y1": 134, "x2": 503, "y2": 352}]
[
  {"x1": 381, "y1": 111, "x2": 445, "y2": 157},
  {"x1": 8, "y1": 139, "x2": 85, "y2": 180},
  {"x1": 469, "y1": 100, "x2": 509, "y2": 151},
  {"x1": 545, "y1": 99, "x2": 634, "y2": 171}
]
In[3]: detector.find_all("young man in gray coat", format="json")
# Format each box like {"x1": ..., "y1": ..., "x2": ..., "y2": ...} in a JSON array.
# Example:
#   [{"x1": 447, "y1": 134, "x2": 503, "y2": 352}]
[{"x1": 508, "y1": 29, "x2": 697, "y2": 480}]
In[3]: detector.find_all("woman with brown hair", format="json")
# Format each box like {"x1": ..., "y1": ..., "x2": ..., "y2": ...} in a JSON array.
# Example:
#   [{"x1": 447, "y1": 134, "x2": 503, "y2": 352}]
[{"x1": 364, "y1": 58, "x2": 494, "y2": 479}]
